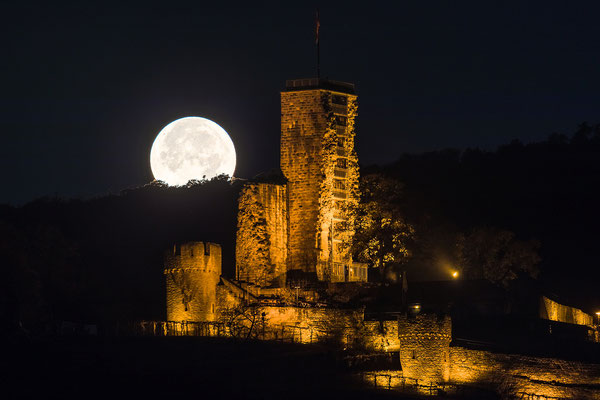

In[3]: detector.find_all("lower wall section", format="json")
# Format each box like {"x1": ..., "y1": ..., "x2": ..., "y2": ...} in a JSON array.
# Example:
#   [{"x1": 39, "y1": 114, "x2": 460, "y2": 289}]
[{"x1": 450, "y1": 346, "x2": 600, "y2": 399}]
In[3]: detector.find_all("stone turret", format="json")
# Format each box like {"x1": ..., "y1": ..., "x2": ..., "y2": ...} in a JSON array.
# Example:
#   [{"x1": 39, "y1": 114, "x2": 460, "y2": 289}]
[{"x1": 164, "y1": 242, "x2": 221, "y2": 322}]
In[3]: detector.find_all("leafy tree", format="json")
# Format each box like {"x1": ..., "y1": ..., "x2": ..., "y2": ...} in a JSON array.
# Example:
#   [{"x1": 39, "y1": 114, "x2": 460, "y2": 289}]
[
  {"x1": 456, "y1": 227, "x2": 541, "y2": 287},
  {"x1": 353, "y1": 174, "x2": 415, "y2": 279}
]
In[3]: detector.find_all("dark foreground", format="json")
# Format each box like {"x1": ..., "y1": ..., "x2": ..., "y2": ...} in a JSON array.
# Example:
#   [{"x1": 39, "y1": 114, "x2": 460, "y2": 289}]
[{"x1": 1, "y1": 336, "x2": 440, "y2": 400}]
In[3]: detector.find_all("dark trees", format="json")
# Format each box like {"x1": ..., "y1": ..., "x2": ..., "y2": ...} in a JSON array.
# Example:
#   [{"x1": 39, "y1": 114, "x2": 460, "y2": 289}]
[
  {"x1": 353, "y1": 174, "x2": 415, "y2": 279},
  {"x1": 456, "y1": 227, "x2": 541, "y2": 287}
]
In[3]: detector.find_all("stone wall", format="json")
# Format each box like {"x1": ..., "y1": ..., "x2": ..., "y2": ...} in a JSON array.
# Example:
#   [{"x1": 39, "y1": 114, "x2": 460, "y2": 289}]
[
  {"x1": 392, "y1": 313, "x2": 600, "y2": 398},
  {"x1": 164, "y1": 242, "x2": 221, "y2": 322},
  {"x1": 398, "y1": 314, "x2": 452, "y2": 384},
  {"x1": 235, "y1": 182, "x2": 287, "y2": 287},
  {"x1": 540, "y1": 295, "x2": 595, "y2": 327},
  {"x1": 450, "y1": 347, "x2": 600, "y2": 399},
  {"x1": 258, "y1": 306, "x2": 398, "y2": 351}
]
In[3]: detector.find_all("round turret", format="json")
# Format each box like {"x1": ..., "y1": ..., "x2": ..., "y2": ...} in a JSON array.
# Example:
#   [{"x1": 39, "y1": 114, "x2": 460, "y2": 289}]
[{"x1": 164, "y1": 242, "x2": 221, "y2": 322}]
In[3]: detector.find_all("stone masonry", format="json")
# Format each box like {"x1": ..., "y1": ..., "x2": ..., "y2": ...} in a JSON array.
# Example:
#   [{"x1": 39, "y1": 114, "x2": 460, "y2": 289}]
[
  {"x1": 236, "y1": 182, "x2": 287, "y2": 287},
  {"x1": 280, "y1": 79, "x2": 360, "y2": 281},
  {"x1": 235, "y1": 78, "x2": 363, "y2": 285},
  {"x1": 164, "y1": 242, "x2": 221, "y2": 322}
]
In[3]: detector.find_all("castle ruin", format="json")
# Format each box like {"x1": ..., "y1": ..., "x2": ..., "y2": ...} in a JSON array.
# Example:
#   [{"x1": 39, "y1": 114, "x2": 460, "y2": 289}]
[
  {"x1": 235, "y1": 78, "x2": 366, "y2": 287},
  {"x1": 159, "y1": 78, "x2": 600, "y2": 399}
]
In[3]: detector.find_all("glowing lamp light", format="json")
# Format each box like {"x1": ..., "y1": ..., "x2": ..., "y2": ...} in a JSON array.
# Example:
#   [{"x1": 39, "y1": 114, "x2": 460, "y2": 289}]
[
  {"x1": 408, "y1": 303, "x2": 422, "y2": 315},
  {"x1": 452, "y1": 271, "x2": 459, "y2": 279}
]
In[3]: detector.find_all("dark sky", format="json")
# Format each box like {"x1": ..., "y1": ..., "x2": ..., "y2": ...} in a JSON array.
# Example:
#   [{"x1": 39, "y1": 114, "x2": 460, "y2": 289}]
[{"x1": 2, "y1": 1, "x2": 600, "y2": 204}]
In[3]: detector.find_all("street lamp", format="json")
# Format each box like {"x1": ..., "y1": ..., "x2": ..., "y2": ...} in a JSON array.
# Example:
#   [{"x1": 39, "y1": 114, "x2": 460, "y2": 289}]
[
  {"x1": 452, "y1": 271, "x2": 459, "y2": 279},
  {"x1": 292, "y1": 285, "x2": 300, "y2": 305}
]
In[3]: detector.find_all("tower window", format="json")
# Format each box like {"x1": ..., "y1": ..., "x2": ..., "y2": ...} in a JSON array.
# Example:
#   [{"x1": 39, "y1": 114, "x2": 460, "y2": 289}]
[
  {"x1": 336, "y1": 158, "x2": 347, "y2": 169},
  {"x1": 335, "y1": 116, "x2": 347, "y2": 126},
  {"x1": 337, "y1": 137, "x2": 345, "y2": 148},
  {"x1": 333, "y1": 180, "x2": 346, "y2": 190},
  {"x1": 332, "y1": 95, "x2": 347, "y2": 105}
]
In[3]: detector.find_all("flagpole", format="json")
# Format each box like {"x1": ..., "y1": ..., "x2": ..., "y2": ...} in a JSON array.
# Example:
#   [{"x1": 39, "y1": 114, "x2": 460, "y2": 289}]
[
  {"x1": 316, "y1": 10, "x2": 320, "y2": 79},
  {"x1": 317, "y1": 37, "x2": 320, "y2": 79}
]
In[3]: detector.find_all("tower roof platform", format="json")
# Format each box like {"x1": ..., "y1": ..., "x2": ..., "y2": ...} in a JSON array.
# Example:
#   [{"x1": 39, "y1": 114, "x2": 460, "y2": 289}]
[{"x1": 284, "y1": 78, "x2": 355, "y2": 95}]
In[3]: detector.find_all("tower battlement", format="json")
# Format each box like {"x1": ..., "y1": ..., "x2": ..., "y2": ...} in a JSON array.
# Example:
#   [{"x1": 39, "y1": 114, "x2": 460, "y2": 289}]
[
  {"x1": 164, "y1": 242, "x2": 222, "y2": 275},
  {"x1": 284, "y1": 78, "x2": 355, "y2": 94}
]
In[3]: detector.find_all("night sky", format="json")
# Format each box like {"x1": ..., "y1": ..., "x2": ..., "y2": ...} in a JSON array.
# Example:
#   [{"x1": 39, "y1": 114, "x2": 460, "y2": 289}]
[{"x1": 3, "y1": 1, "x2": 600, "y2": 204}]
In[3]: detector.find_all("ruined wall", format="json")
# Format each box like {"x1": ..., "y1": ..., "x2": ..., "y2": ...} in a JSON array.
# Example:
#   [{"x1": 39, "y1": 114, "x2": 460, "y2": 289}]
[
  {"x1": 540, "y1": 295, "x2": 595, "y2": 326},
  {"x1": 236, "y1": 182, "x2": 287, "y2": 287},
  {"x1": 164, "y1": 242, "x2": 221, "y2": 322},
  {"x1": 398, "y1": 314, "x2": 452, "y2": 384},
  {"x1": 280, "y1": 86, "x2": 359, "y2": 281},
  {"x1": 211, "y1": 290, "x2": 399, "y2": 352},
  {"x1": 259, "y1": 306, "x2": 395, "y2": 350},
  {"x1": 450, "y1": 347, "x2": 600, "y2": 399},
  {"x1": 393, "y1": 312, "x2": 600, "y2": 398}
]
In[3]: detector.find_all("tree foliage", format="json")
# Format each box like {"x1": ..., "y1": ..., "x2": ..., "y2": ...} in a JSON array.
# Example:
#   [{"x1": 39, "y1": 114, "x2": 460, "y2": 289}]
[
  {"x1": 456, "y1": 227, "x2": 541, "y2": 287},
  {"x1": 353, "y1": 174, "x2": 415, "y2": 277}
]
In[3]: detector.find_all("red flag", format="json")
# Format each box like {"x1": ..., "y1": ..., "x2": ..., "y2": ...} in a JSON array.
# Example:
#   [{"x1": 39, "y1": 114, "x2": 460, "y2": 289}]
[{"x1": 315, "y1": 10, "x2": 320, "y2": 45}]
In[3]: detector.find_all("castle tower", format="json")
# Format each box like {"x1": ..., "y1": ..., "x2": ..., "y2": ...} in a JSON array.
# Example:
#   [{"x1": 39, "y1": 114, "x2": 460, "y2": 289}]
[
  {"x1": 236, "y1": 182, "x2": 288, "y2": 287},
  {"x1": 398, "y1": 314, "x2": 452, "y2": 385},
  {"x1": 280, "y1": 78, "x2": 359, "y2": 281},
  {"x1": 164, "y1": 242, "x2": 221, "y2": 322}
]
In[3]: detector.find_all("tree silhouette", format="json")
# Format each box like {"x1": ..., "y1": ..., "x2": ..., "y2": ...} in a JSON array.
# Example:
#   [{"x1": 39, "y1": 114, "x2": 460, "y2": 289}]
[
  {"x1": 353, "y1": 174, "x2": 415, "y2": 279},
  {"x1": 456, "y1": 227, "x2": 541, "y2": 287}
]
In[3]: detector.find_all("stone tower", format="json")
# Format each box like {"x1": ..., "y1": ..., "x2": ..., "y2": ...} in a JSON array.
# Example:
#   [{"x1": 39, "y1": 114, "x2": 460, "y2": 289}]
[
  {"x1": 236, "y1": 182, "x2": 288, "y2": 287},
  {"x1": 398, "y1": 314, "x2": 452, "y2": 384},
  {"x1": 164, "y1": 242, "x2": 221, "y2": 322},
  {"x1": 280, "y1": 78, "x2": 359, "y2": 282}
]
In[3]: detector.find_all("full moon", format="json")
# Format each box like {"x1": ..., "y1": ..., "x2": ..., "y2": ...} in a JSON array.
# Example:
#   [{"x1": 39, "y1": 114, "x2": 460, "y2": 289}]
[{"x1": 150, "y1": 117, "x2": 236, "y2": 185}]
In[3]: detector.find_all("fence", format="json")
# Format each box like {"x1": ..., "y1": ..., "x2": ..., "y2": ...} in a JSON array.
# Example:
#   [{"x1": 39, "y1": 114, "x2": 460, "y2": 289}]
[
  {"x1": 361, "y1": 372, "x2": 571, "y2": 399},
  {"x1": 134, "y1": 320, "x2": 353, "y2": 345}
]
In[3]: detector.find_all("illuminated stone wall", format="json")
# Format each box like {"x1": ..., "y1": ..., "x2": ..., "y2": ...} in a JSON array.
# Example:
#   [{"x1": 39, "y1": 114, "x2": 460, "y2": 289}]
[
  {"x1": 540, "y1": 295, "x2": 595, "y2": 326},
  {"x1": 398, "y1": 314, "x2": 452, "y2": 385},
  {"x1": 380, "y1": 313, "x2": 600, "y2": 397},
  {"x1": 235, "y1": 182, "x2": 287, "y2": 287},
  {"x1": 450, "y1": 347, "x2": 600, "y2": 399},
  {"x1": 260, "y1": 306, "x2": 397, "y2": 350},
  {"x1": 280, "y1": 82, "x2": 359, "y2": 281},
  {"x1": 164, "y1": 242, "x2": 221, "y2": 322}
]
